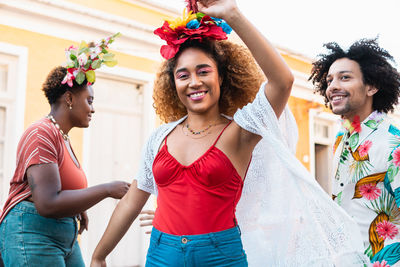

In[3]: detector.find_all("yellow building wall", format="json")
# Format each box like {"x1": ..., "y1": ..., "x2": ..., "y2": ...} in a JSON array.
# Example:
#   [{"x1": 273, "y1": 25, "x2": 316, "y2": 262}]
[
  {"x1": 0, "y1": 24, "x2": 159, "y2": 161},
  {"x1": 288, "y1": 97, "x2": 324, "y2": 170},
  {"x1": 282, "y1": 53, "x2": 312, "y2": 75},
  {"x1": 66, "y1": 0, "x2": 176, "y2": 26}
]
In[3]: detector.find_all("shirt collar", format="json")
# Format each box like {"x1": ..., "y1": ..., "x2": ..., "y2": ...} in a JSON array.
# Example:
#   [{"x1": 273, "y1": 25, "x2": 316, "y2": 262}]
[
  {"x1": 339, "y1": 111, "x2": 386, "y2": 151},
  {"x1": 341, "y1": 111, "x2": 386, "y2": 134}
]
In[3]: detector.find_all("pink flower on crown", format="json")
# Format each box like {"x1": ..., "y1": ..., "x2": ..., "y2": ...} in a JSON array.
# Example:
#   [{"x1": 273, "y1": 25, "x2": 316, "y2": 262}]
[
  {"x1": 372, "y1": 260, "x2": 390, "y2": 267},
  {"x1": 376, "y1": 221, "x2": 398, "y2": 240},
  {"x1": 393, "y1": 147, "x2": 400, "y2": 167},
  {"x1": 358, "y1": 140, "x2": 372, "y2": 158},
  {"x1": 359, "y1": 184, "x2": 381, "y2": 200},
  {"x1": 61, "y1": 72, "x2": 74, "y2": 87}
]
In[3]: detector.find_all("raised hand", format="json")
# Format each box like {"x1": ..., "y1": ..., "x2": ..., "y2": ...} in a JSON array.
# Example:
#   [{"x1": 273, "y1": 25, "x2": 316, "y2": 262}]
[
  {"x1": 197, "y1": 0, "x2": 238, "y2": 20},
  {"x1": 186, "y1": 0, "x2": 199, "y2": 13},
  {"x1": 106, "y1": 181, "x2": 130, "y2": 199}
]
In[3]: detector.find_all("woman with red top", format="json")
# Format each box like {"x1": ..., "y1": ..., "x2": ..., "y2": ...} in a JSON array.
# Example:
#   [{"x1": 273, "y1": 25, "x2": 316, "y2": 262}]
[
  {"x1": 91, "y1": 0, "x2": 293, "y2": 266},
  {"x1": 92, "y1": 0, "x2": 371, "y2": 265},
  {"x1": 0, "y1": 35, "x2": 130, "y2": 267}
]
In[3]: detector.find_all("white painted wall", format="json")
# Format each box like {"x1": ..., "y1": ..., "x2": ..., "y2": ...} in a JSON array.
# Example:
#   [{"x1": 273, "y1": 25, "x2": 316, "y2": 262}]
[{"x1": 0, "y1": 43, "x2": 28, "y2": 206}]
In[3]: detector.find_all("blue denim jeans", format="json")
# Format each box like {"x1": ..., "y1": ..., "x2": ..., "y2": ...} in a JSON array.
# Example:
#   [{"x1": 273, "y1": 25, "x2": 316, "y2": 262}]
[
  {"x1": 146, "y1": 226, "x2": 248, "y2": 267},
  {"x1": 0, "y1": 201, "x2": 84, "y2": 267}
]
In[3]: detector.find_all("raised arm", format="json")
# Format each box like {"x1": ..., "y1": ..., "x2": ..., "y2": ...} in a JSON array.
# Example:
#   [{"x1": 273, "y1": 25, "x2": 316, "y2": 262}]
[
  {"x1": 27, "y1": 163, "x2": 130, "y2": 218},
  {"x1": 198, "y1": 0, "x2": 294, "y2": 117},
  {"x1": 91, "y1": 180, "x2": 150, "y2": 266}
]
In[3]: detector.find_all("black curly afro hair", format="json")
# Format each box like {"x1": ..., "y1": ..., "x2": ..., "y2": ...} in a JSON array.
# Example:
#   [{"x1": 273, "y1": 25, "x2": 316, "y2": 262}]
[
  {"x1": 309, "y1": 38, "x2": 400, "y2": 113},
  {"x1": 42, "y1": 66, "x2": 88, "y2": 105}
]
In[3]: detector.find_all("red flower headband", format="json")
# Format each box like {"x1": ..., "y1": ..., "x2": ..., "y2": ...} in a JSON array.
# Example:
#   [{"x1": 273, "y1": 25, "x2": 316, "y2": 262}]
[{"x1": 154, "y1": 3, "x2": 232, "y2": 60}]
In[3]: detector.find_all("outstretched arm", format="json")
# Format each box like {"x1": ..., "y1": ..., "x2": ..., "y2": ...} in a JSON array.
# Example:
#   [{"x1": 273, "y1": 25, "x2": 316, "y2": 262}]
[
  {"x1": 91, "y1": 180, "x2": 150, "y2": 266},
  {"x1": 198, "y1": 0, "x2": 294, "y2": 118},
  {"x1": 27, "y1": 163, "x2": 130, "y2": 218}
]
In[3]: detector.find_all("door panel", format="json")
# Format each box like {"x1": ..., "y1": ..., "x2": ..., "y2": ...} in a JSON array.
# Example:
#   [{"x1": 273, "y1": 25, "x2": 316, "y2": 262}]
[{"x1": 82, "y1": 76, "x2": 148, "y2": 266}]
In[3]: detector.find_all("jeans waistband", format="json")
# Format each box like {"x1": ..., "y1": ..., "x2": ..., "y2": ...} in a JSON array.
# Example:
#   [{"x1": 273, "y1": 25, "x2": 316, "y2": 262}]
[
  {"x1": 11, "y1": 201, "x2": 40, "y2": 214},
  {"x1": 151, "y1": 226, "x2": 242, "y2": 247},
  {"x1": 11, "y1": 201, "x2": 76, "y2": 222}
]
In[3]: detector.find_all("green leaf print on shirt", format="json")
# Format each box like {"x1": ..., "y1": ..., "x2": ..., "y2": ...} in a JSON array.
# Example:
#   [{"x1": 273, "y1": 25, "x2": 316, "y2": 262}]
[
  {"x1": 340, "y1": 149, "x2": 350, "y2": 164},
  {"x1": 387, "y1": 164, "x2": 399, "y2": 183},
  {"x1": 365, "y1": 120, "x2": 378, "y2": 129},
  {"x1": 336, "y1": 191, "x2": 343, "y2": 205},
  {"x1": 349, "y1": 133, "x2": 360, "y2": 151}
]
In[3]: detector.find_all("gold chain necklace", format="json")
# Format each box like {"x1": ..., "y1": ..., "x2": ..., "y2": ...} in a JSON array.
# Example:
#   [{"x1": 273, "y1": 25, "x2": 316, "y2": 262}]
[
  {"x1": 46, "y1": 115, "x2": 70, "y2": 141},
  {"x1": 181, "y1": 118, "x2": 221, "y2": 139},
  {"x1": 185, "y1": 122, "x2": 217, "y2": 135}
]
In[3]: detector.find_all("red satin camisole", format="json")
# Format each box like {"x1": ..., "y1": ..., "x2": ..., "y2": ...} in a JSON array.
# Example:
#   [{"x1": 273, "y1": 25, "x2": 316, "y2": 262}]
[{"x1": 152, "y1": 121, "x2": 246, "y2": 235}]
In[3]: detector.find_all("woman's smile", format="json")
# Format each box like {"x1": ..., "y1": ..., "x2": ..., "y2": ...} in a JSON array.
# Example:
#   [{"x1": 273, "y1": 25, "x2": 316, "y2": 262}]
[{"x1": 188, "y1": 90, "x2": 208, "y2": 101}]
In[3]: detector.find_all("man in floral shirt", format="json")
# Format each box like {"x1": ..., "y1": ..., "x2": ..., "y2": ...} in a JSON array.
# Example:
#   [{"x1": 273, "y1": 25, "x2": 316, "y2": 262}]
[{"x1": 310, "y1": 39, "x2": 400, "y2": 266}]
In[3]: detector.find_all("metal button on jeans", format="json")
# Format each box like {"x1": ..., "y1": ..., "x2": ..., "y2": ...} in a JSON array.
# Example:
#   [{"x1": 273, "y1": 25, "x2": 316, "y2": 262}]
[{"x1": 181, "y1": 237, "x2": 188, "y2": 244}]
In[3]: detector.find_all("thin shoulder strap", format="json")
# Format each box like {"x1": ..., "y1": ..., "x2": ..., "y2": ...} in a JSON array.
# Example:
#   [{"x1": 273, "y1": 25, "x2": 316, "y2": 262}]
[
  {"x1": 212, "y1": 120, "x2": 232, "y2": 147},
  {"x1": 164, "y1": 134, "x2": 168, "y2": 146}
]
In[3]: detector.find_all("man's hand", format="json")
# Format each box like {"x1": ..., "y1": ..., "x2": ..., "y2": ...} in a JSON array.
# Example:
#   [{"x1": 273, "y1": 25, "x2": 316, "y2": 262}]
[
  {"x1": 139, "y1": 210, "x2": 155, "y2": 234},
  {"x1": 78, "y1": 211, "x2": 88, "y2": 235}
]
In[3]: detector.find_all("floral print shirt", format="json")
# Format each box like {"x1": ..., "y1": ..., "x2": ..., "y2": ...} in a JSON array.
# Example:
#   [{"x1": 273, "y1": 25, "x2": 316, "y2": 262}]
[{"x1": 333, "y1": 111, "x2": 400, "y2": 266}]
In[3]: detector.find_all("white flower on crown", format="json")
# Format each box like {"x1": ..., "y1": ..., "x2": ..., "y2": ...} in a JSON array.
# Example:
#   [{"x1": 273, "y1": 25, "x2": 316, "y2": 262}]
[
  {"x1": 73, "y1": 69, "x2": 79, "y2": 77},
  {"x1": 65, "y1": 50, "x2": 71, "y2": 60},
  {"x1": 65, "y1": 45, "x2": 77, "y2": 59},
  {"x1": 89, "y1": 46, "x2": 102, "y2": 60},
  {"x1": 77, "y1": 53, "x2": 88, "y2": 66}
]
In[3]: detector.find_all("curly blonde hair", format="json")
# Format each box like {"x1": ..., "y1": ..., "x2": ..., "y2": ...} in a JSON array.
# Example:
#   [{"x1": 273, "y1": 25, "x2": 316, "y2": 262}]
[{"x1": 153, "y1": 40, "x2": 265, "y2": 123}]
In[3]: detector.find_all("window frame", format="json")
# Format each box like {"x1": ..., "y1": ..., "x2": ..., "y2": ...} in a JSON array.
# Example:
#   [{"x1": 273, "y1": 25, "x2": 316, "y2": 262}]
[{"x1": 0, "y1": 42, "x2": 28, "y2": 205}]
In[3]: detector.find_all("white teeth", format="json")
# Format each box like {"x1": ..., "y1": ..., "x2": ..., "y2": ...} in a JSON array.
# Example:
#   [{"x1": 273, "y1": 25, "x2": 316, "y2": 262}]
[
  {"x1": 190, "y1": 92, "x2": 205, "y2": 98},
  {"x1": 332, "y1": 96, "x2": 344, "y2": 101}
]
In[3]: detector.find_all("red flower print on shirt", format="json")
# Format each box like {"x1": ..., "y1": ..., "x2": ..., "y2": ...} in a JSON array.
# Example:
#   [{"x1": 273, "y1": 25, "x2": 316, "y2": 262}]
[
  {"x1": 393, "y1": 147, "x2": 400, "y2": 167},
  {"x1": 351, "y1": 115, "x2": 361, "y2": 133},
  {"x1": 376, "y1": 220, "x2": 399, "y2": 240},
  {"x1": 358, "y1": 140, "x2": 372, "y2": 158},
  {"x1": 359, "y1": 184, "x2": 381, "y2": 200},
  {"x1": 372, "y1": 260, "x2": 390, "y2": 267}
]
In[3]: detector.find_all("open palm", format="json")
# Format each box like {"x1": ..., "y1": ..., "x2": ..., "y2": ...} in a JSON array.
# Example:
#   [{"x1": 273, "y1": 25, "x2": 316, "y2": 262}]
[{"x1": 197, "y1": 0, "x2": 237, "y2": 20}]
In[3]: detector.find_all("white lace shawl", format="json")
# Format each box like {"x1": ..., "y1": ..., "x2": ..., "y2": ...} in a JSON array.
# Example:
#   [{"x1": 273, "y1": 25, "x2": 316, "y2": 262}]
[{"x1": 136, "y1": 83, "x2": 369, "y2": 266}]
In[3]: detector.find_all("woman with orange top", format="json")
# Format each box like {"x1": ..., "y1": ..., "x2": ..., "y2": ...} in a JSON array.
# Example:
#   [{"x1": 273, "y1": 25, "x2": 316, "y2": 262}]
[{"x1": 0, "y1": 34, "x2": 130, "y2": 267}]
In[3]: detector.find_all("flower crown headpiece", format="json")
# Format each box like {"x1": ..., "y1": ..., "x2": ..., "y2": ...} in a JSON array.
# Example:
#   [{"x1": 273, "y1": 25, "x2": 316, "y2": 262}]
[
  {"x1": 154, "y1": 1, "x2": 232, "y2": 60},
  {"x1": 62, "y1": 32, "x2": 121, "y2": 87}
]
